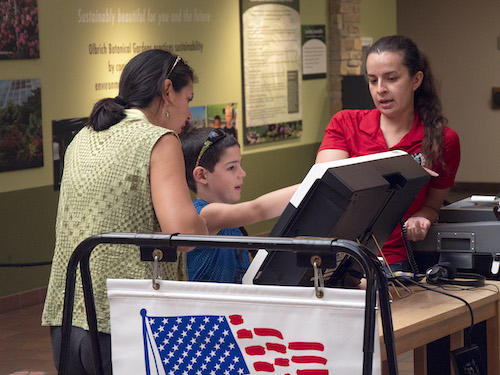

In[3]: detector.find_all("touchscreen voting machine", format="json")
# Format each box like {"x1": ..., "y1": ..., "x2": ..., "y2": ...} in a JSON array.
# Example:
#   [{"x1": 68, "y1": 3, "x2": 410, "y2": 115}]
[{"x1": 244, "y1": 150, "x2": 430, "y2": 286}]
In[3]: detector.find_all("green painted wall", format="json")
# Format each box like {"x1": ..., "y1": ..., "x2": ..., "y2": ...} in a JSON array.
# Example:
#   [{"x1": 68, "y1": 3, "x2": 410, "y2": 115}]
[{"x1": 0, "y1": 186, "x2": 58, "y2": 296}]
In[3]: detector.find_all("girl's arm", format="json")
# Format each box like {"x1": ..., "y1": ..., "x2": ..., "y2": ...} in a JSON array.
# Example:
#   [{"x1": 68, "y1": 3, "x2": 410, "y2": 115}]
[
  {"x1": 199, "y1": 184, "x2": 299, "y2": 235},
  {"x1": 150, "y1": 134, "x2": 208, "y2": 249}
]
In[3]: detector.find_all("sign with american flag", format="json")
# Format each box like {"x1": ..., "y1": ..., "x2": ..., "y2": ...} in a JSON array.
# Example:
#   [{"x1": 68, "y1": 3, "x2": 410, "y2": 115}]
[{"x1": 107, "y1": 279, "x2": 381, "y2": 374}]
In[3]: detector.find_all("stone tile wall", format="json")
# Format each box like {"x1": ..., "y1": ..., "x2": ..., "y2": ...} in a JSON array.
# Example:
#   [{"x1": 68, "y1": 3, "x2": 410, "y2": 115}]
[{"x1": 328, "y1": 0, "x2": 362, "y2": 114}]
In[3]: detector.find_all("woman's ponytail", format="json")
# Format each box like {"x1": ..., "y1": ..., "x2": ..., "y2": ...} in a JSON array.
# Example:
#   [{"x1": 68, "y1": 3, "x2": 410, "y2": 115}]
[{"x1": 87, "y1": 98, "x2": 127, "y2": 131}]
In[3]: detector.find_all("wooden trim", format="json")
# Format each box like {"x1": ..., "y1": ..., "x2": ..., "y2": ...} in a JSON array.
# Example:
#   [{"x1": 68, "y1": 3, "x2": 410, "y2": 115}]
[{"x1": 0, "y1": 286, "x2": 47, "y2": 315}]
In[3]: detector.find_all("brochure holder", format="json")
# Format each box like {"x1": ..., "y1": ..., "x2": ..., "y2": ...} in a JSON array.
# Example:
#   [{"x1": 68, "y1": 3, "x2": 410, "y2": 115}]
[{"x1": 58, "y1": 232, "x2": 399, "y2": 375}]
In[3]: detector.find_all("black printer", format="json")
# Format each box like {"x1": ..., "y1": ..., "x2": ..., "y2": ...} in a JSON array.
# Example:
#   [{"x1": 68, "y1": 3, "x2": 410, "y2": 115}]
[{"x1": 413, "y1": 196, "x2": 500, "y2": 279}]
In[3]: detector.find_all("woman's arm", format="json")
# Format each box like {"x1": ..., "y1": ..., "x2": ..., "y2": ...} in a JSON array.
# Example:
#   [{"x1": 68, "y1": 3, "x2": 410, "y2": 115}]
[
  {"x1": 199, "y1": 184, "x2": 299, "y2": 235},
  {"x1": 150, "y1": 134, "x2": 208, "y2": 246},
  {"x1": 404, "y1": 187, "x2": 449, "y2": 241}
]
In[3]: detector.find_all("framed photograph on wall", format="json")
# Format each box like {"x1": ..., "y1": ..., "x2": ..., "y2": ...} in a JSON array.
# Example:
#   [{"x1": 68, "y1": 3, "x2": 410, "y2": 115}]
[
  {"x1": 186, "y1": 105, "x2": 206, "y2": 132},
  {"x1": 207, "y1": 103, "x2": 238, "y2": 139},
  {"x1": 0, "y1": 78, "x2": 42, "y2": 172},
  {"x1": 0, "y1": 0, "x2": 40, "y2": 60}
]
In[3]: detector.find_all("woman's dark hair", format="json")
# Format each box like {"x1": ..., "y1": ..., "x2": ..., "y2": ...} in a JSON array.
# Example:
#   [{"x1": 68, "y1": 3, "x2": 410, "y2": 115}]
[
  {"x1": 367, "y1": 35, "x2": 447, "y2": 167},
  {"x1": 180, "y1": 127, "x2": 239, "y2": 193},
  {"x1": 88, "y1": 49, "x2": 194, "y2": 131}
]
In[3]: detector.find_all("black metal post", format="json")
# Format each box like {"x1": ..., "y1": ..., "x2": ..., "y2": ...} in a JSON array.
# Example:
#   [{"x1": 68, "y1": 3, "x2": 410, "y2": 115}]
[{"x1": 58, "y1": 233, "x2": 398, "y2": 375}]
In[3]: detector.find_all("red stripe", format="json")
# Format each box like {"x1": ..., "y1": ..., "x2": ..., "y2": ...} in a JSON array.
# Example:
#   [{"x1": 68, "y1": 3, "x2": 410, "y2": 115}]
[
  {"x1": 291, "y1": 356, "x2": 327, "y2": 365},
  {"x1": 274, "y1": 358, "x2": 290, "y2": 366},
  {"x1": 266, "y1": 343, "x2": 287, "y2": 353},
  {"x1": 228, "y1": 315, "x2": 244, "y2": 325},
  {"x1": 297, "y1": 370, "x2": 329, "y2": 375},
  {"x1": 237, "y1": 329, "x2": 253, "y2": 339},
  {"x1": 245, "y1": 346, "x2": 265, "y2": 355},
  {"x1": 254, "y1": 328, "x2": 283, "y2": 339},
  {"x1": 288, "y1": 342, "x2": 324, "y2": 351},
  {"x1": 253, "y1": 362, "x2": 275, "y2": 372}
]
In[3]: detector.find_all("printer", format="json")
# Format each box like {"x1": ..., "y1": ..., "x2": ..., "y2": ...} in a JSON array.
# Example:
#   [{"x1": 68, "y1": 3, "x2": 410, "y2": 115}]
[{"x1": 412, "y1": 195, "x2": 500, "y2": 279}]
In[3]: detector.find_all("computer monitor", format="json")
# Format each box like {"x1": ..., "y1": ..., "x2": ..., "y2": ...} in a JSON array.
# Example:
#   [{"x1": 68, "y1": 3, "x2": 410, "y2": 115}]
[{"x1": 245, "y1": 150, "x2": 431, "y2": 286}]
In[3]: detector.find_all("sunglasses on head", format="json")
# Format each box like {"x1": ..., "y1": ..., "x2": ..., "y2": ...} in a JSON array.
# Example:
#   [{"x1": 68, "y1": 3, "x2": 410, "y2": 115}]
[
  {"x1": 166, "y1": 55, "x2": 183, "y2": 80},
  {"x1": 195, "y1": 128, "x2": 227, "y2": 168}
]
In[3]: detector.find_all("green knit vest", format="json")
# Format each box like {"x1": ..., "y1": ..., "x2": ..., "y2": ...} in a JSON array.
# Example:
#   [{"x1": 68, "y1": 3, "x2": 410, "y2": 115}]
[{"x1": 42, "y1": 110, "x2": 187, "y2": 333}]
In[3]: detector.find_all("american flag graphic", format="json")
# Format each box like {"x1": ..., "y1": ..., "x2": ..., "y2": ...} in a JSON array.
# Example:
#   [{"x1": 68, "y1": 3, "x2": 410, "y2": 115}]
[
  {"x1": 107, "y1": 279, "x2": 375, "y2": 374},
  {"x1": 141, "y1": 309, "x2": 329, "y2": 375}
]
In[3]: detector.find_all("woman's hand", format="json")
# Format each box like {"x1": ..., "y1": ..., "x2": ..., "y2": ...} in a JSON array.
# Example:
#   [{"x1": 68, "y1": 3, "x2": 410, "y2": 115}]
[
  {"x1": 423, "y1": 167, "x2": 439, "y2": 177},
  {"x1": 405, "y1": 187, "x2": 449, "y2": 242},
  {"x1": 404, "y1": 216, "x2": 431, "y2": 242}
]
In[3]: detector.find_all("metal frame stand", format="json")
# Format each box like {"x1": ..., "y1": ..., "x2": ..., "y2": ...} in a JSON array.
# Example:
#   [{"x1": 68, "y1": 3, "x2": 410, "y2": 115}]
[{"x1": 58, "y1": 233, "x2": 399, "y2": 375}]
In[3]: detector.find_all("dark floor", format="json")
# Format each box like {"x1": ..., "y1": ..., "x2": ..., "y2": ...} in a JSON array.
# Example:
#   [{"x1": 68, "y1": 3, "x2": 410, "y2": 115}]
[{"x1": 0, "y1": 304, "x2": 56, "y2": 375}]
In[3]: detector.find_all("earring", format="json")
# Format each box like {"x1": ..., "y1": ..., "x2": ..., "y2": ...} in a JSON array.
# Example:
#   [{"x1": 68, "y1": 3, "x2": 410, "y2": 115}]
[{"x1": 165, "y1": 110, "x2": 170, "y2": 118}]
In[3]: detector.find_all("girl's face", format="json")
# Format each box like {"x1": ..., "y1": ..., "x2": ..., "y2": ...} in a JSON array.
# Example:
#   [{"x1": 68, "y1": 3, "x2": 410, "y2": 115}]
[
  {"x1": 205, "y1": 145, "x2": 246, "y2": 203},
  {"x1": 366, "y1": 51, "x2": 423, "y2": 120},
  {"x1": 164, "y1": 80, "x2": 194, "y2": 134}
]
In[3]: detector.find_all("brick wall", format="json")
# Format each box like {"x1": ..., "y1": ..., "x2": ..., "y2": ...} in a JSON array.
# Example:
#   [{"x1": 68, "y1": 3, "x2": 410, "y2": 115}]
[{"x1": 328, "y1": 0, "x2": 363, "y2": 114}]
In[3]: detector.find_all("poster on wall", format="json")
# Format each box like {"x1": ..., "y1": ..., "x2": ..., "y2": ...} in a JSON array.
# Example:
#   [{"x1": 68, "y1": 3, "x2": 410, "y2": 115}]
[
  {"x1": 185, "y1": 103, "x2": 239, "y2": 139},
  {"x1": 207, "y1": 103, "x2": 237, "y2": 138},
  {"x1": 0, "y1": 79, "x2": 43, "y2": 172},
  {"x1": 187, "y1": 106, "x2": 207, "y2": 131},
  {"x1": 240, "y1": 0, "x2": 302, "y2": 145},
  {"x1": 302, "y1": 25, "x2": 327, "y2": 80},
  {"x1": 0, "y1": 0, "x2": 40, "y2": 60}
]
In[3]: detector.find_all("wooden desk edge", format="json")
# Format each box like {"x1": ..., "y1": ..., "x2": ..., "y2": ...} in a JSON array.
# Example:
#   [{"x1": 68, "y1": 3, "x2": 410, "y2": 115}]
[{"x1": 379, "y1": 282, "x2": 500, "y2": 362}]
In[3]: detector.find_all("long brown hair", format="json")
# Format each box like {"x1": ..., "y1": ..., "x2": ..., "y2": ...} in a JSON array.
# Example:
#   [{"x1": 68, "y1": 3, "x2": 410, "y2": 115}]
[{"x1": 368, "y1": 35, "x2": 446, "y2": 167}]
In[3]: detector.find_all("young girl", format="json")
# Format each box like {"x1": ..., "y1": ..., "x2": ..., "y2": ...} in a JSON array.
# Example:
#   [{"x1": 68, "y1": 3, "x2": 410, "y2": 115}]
[
  {"x1": 180, "y1": 127, "x2": 298, "y2": 283},
  {"x1": 316, "y1": 35, "x2": 460, "y2": 273}
]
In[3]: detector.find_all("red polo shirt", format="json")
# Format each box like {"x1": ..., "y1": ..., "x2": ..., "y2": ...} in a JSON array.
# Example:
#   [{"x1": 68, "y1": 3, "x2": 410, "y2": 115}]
[{"x1": 318, "y1": 109, "x2": 461, "y2": 264}]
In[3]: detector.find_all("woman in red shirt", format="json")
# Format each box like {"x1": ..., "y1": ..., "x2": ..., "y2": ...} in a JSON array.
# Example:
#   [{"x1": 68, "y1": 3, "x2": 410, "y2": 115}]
[{"x1": 316, "y1": 35, "x2": 460, "y2": 273}]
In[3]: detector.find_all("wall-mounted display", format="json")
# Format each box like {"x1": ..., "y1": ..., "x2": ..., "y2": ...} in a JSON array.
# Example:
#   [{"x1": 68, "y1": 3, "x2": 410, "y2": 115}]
[
  {"x1": 187, "y1": 106, "x2": 206, "y2": 131},
  {"x1": 240, "y1": 0, "x2": 302, "y2": 145},
  {"x1": 207, "y1": 103, "x2": 237, "y2": 138},
  {"x1": 0, "y1": 78, "x2": 42, "y2": 172},
  {"x1": 51, "y1": 117, "x2": 87, "y2": 190},
  {"x1": 0, "y1": 0, "x2": 40, "y2": 60},
  {"x1": 302, "y1": 25, "x2": 327, "y2": 80},
  {"x1": 185, "y1": 103, "x2": 239, "y2": 140}
]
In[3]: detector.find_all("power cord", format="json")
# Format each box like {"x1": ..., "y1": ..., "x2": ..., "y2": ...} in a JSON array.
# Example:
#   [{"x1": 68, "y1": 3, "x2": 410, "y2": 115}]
[
  {"x1": 400, "y1": 277, "x2": 489, "y2": 374},
  {"x1": 398, "y1": 276, "x2": 475, "y2": 347},
  {"x1": 399, "y1": 220, "x2": 422, "y2": 280}
]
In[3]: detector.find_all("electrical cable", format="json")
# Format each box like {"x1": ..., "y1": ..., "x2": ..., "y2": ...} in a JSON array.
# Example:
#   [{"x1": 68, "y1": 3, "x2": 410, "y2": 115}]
[
  {"x1": 483, "y1": 282, "x2": 500, "y2": 293},
  {"x1": 399, "y1": 276, "x2": 475, "y2": 347},
  {"x1": 400, "y1": 220, "x2": 421, "y2": 279}
]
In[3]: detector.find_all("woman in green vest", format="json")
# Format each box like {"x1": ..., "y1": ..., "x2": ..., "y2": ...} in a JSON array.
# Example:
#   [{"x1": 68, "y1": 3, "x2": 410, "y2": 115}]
[{"x1": 42, "y1": 49, "x2": 208, "y2": 374}]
